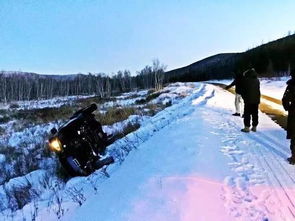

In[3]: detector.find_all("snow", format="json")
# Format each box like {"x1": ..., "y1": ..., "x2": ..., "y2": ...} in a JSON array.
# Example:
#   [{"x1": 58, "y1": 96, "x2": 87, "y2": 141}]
[
  {"x1": 116, "y1": 90, "x2": 149, "y2": 99},
  {"x1": 4, "y1": 170, "x2": 47, "y2": 189},
  {"x1": 209, "y1": 77, "x2": 289, "y2": 115},
  {"x1": 209, "y1": 77, "x2": 289, "y2": 101},
  {"x1": 102, "y1": 115, "x2": 150, "y2": 135},
  {"x1": 4, "y1": 122, "x2": 57, "y2": 148},
  {"x1": 102, "y1": 97, "x2": 140, "y2": 108},
  {"x1": 60, "y1": 83, "x2": 295, "y2": 221},
  {"x1": 0, "y1": 154, "x2": 5, "y2": 163},
  {"x1": 102, "y1": 84, "x2": 196, "y2": 108},
  {"x1": 102, "y1": 90, "x2": 149, "y2": 108},
  {"x1": 260, "y1": 77, "x2": 289, "y2": 100},
  {"x1": 152, "y1": 83, "x2": 196, "y2": 105},
  {"x1": 2, "y1": 81, "x2": 295, "y2": 221},
  {"x1": 0, "y1": 95, "x2": 95, "y2": 110}
]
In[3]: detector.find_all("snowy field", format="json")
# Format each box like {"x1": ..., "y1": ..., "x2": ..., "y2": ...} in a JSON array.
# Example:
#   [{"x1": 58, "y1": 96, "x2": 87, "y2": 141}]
[
  {"x1": 210, "y1": 76, "x2": 289, "y2": 100},
  {"x1": 0, "y1": 95, "x2": 96, "y2": 110},
  {"x1": 1, "y1": 80, "x2": 295, "y2": 221},
  {"x1": 58, "y1": 83, "x2": 294, "y2": 221},
  {"x1": 210, "y1": 77, "x2": 290, "y2": 115},
  {"x1": 0, "y1": 82, "x2": 196, "y2": 220}
]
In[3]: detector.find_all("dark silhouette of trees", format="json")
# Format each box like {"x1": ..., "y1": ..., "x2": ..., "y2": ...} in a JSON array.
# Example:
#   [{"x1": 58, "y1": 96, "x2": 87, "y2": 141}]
[
  {"x1": 0, "y1": 60, "x2": 167, "y2": 102},
  {"x1": 3, "y1": 32, "x2": 295, "y2": 103},
  {"x1": 235, "y1": 33, "x2": 295, "y2": 77},
  {"x1": 166, "y1": 33, "x2": 295, "y2": 82}
]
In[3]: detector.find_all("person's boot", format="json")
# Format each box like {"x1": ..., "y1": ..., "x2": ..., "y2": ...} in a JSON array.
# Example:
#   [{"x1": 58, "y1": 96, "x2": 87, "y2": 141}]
[
  {"x1": 287, "y1": 157, "x2": 295, "y2": 165},
  {"x1": 288, "y1": 143, "x2": 295, "y2": 165},
  {"x1": 251, "y1": 126, "x2": 257, "y2": 132},
  {"x1": 241, "y1": 127, "x2": 250, "y2": 133},
  {"x1": 232, "y1": 113, "x2": 240, "y2": 116}
]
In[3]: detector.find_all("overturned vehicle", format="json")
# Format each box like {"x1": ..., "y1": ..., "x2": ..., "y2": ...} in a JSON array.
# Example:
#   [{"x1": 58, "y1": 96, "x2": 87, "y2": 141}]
[{"x1": 48, "y1": 103, "x2": 114, "y2": 176}]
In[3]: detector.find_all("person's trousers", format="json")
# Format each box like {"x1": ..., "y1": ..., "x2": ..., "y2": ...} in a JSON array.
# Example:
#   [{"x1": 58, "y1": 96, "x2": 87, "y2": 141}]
[
  {"x1": 235, "y1": 94, "x2": 244, "y2": 114},
  {"x1": 243, "y1": 103, "x2": 259, "y2": 127},
  {"x1": 291, "y1": 139, "x2": 295, "y2": 157}
]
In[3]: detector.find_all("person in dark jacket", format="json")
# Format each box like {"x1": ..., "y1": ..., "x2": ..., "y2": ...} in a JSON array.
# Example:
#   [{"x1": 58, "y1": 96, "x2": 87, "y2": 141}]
[
  {"x1": 240, "y1": 68, "x2": 261, "y2": 132},
  {"x1": 226, "y1": 72, "x2": 244, "y2": 116},
  {"x1": 282, "y1": 67, "x2": 295, "y2": 164}
]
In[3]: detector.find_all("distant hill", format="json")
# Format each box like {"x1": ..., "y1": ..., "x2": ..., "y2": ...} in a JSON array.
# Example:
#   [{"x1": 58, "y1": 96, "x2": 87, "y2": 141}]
[
  {"x1": 166, "y1": 53, "x2": 240, "y2": 82},
  {"x1": 166, "y1": 33, "x2": 295, "y2": 81},
  {"x1": 1, "y1": 71, "x2": 85, "y2": 81},
  {"x1": 1, "y1": 33, "x2": 295, "y2": 101},
  {"x1": 236, "y1": 34, "x2": 295, "y2": 76}
]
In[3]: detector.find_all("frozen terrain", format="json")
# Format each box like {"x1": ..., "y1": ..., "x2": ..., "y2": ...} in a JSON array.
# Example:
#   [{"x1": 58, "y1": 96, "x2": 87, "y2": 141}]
[
  {"x1": 1, "y1": 80, "x2": 295, "y2": 221},
  {"x1": 59, "y1": 83, "x2": 294, "y2": 221},
  {"x1": 210, "y1": 76, "x2": 289, "y2": 100},
  {"x1": 0, "y1": 83, "x2": 197, "y2": 220},
  {"x1": 210, "y1": 77, "x2": 289, "y2": 115}
]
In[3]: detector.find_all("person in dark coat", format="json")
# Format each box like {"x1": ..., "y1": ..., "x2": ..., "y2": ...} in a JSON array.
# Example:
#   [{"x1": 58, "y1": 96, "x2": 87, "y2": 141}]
[
  {"x1": 282, "y1": 67, "x2": 295, "y2": 164},
  {"x1": 240, "y1": 68, "x2": 261, "y2": 132},
  {"x1": 226, "y1": 72, "x2": 244, "y2": 116}
]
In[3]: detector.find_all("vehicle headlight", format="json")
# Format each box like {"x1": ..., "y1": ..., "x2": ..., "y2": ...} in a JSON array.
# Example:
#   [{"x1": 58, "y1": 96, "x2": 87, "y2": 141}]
[{"x1": 49, "y1": 138, "x2": 62, "y2": 152}]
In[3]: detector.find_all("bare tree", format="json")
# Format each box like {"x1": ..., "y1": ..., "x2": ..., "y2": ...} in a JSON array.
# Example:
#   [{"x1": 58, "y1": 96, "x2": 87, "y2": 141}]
[
  {"x1": 0, "y1": 60, "x2": 167, "y2": 102},
  {"x1": 152, "y1": 59, "x2": 167, "y2": 91}
]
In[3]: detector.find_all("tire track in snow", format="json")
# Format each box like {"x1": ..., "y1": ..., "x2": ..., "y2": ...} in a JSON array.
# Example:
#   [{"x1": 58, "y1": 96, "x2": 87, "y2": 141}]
[
  {"x1": 247, "y1": 133, "x2": 295, "y2": 218},
  {"x1": 249, "y1": 150, "x2": 285, "y2": 219},
  {"x1": 255, "y1": 132, "x2": 292, "y2": 161},
  {"x1": 244, "y1": 138, "x2": 291, "y2": 220},
  {"x1": 221, "y1": 122, "x2": 295, "y2": 220},
  {"x1": 204, "y1": 84, "x2": 295, "y2": 220},
  {"x1": 193, "y1": 89, "x2": 268, "y2": 219},
  {"x1": 209, "y1": 116, "x2": 295, "y2": 219},
  {"x1": 200, "y1": 106, "x2": 287, "y2": 220},
  {"x1": 250, "y1": 132, "x2": 295, "y2": 183},
  {"x1": 191, "y1": 84, "x2": 215, "y2": 106},
  {"x1": 218, "y1": 125, "x2": 270, "y2": 220},
  {"x1": 257, "y1": 145, "x2": 295, "y2": 219}
]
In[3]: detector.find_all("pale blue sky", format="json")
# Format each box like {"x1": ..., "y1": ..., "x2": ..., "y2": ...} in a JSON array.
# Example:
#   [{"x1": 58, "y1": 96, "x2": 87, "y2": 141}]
[{"x1": 0, "y1": 0, "x2": 295, "y2": 75}]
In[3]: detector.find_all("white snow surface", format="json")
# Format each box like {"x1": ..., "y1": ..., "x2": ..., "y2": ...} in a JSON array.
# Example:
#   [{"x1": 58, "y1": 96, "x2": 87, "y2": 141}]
[
  {"x1": 209, "y1": 77, "x2": 289, "y2": 101},
  {"x1": 210, "y1": 77, "x2": 289, "y2": 115},
  {"x1": 259, "y1": 77, "x2": 289, "y2": 100},
  {"x1": 3, "y1": 82, "x2": 295, "y2": 221},
  {"x1": 0, "y1": 95, "x2": 95, "y2": 110},
  {"x1": 0, "y1": 154, "x2": 5, "y2": 163},
  {"x1": 152, "y1": 83, "x2": 196, "y2": 105},
  {"x1": 102, "y1": 90, "x2": 149, "y2": 108}
]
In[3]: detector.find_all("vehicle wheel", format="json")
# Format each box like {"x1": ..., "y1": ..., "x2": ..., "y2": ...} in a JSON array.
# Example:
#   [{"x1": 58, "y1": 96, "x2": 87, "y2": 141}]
[{"x1": 59, "y1": 156, "x2": 88, "y2": 176}]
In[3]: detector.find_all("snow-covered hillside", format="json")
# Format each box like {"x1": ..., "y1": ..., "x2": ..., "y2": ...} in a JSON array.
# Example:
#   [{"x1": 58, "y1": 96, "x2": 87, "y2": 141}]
[{"x1": 1, "y1": 80, "x2": 295, "y2": 221}]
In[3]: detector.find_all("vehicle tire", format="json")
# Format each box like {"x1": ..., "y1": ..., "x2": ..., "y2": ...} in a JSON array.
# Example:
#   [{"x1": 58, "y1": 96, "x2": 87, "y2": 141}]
[
  {"x1": 95, "y1": 156, "x2": 114, "y2": 169},
  {"x1": 59, "y1": 156, "x2": 88, "y2": 176}
]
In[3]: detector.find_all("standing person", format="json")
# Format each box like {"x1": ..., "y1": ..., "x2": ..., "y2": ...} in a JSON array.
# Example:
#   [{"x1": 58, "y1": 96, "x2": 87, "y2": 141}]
[
  {"x1": 226, "y1": 72, "x2": 244, "y2": 116},
  {"x1": 282, "y1": 68, "x2": 295, "y2": 164},
  {"x1": 240, "y1": 68, "x2": 260, "y2": 132}
]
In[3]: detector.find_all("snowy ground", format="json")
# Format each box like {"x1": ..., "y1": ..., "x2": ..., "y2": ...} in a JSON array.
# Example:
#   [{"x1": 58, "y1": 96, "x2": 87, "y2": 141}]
[
  {"x1": 210, "y1": 77, "x2": 289, "y2": 115},
  {"x1": 210, "y1": 76, "x2": 289, "y2": 100},
  {"x1": 0, "y1": 83, "x2": 197, "y2": 220},
  {"x1": 57, "y1": 83, "x2": 294, "y2": 221},
  {"x1": 1, "y1": 81, "x2": 295, "y2": 221},
  {"x1": 0, "y1": 95, "x2": 95, "y2": 110}
]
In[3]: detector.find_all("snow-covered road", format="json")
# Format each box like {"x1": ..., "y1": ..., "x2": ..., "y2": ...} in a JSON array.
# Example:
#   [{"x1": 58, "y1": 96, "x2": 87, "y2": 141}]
[{"x1": 49, "y1": 83, "x2": 295, "y2": 221}]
